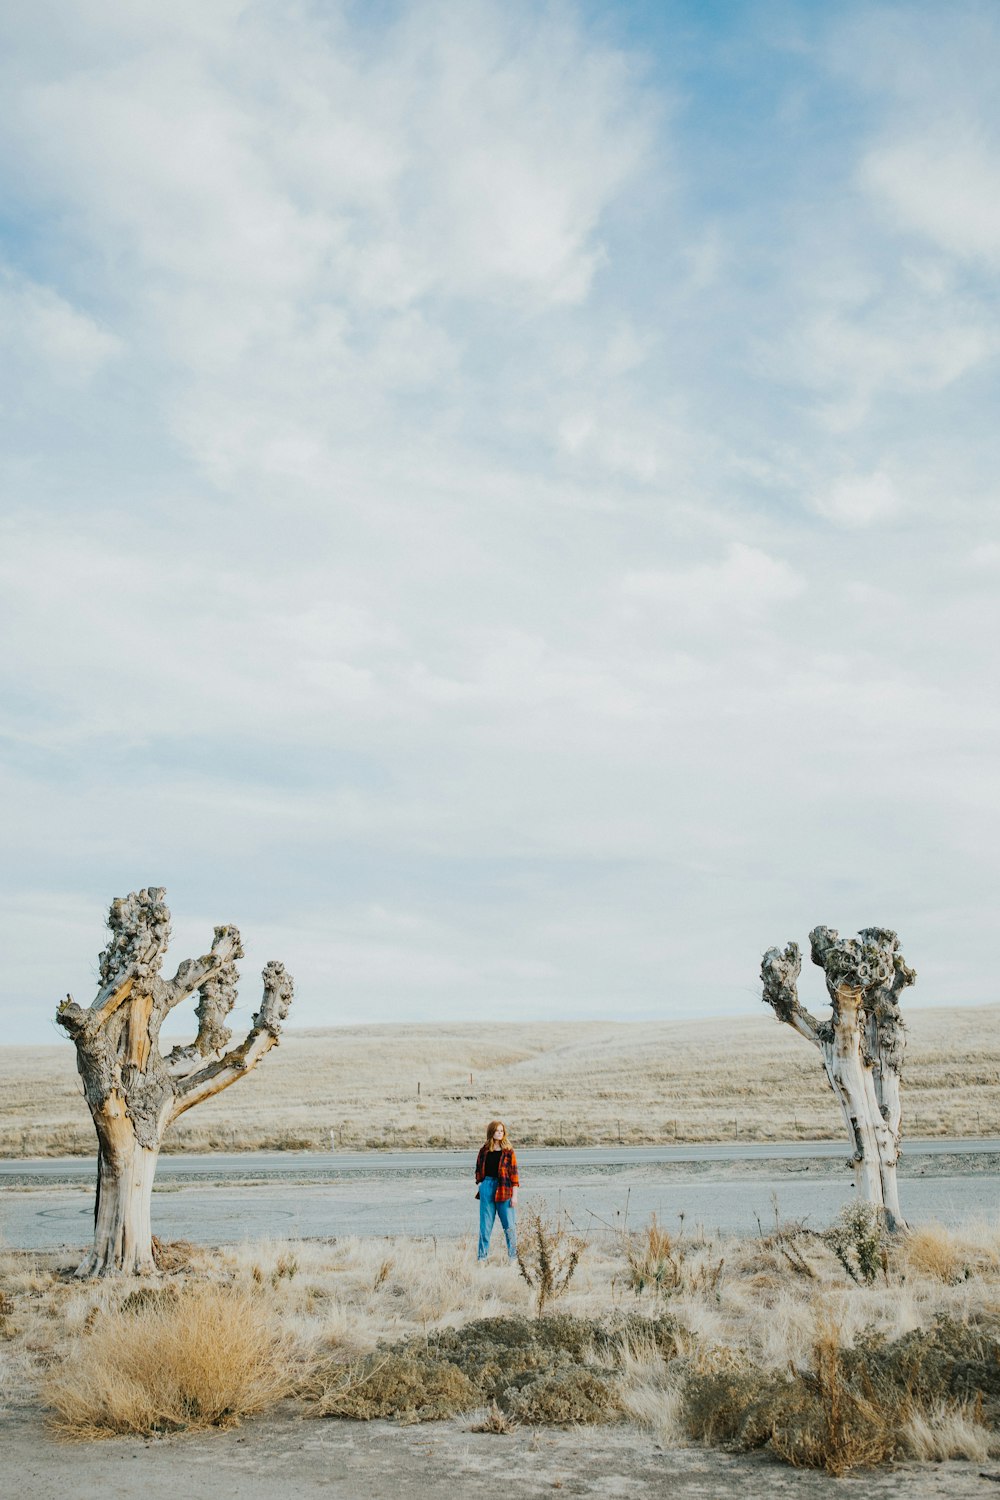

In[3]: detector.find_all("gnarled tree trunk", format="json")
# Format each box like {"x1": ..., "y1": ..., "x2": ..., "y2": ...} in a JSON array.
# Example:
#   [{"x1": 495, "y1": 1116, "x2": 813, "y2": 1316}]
[
  {"x1": 57, "y1": 888, "x2": 293, "y2": 1276},
  {"x1": 761, "y1": 925, "x2": 915, "y2": 1233}
]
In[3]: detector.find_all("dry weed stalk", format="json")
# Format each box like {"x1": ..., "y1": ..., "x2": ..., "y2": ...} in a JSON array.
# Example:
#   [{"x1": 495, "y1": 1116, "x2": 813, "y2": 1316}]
[{"x1": 516, "y1": 1207, "x2": 582, "y2": 1316}]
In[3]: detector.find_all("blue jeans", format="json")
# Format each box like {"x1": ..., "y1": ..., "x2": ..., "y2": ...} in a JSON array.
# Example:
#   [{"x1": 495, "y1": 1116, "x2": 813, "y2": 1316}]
[{"x1": 478, "y1": 1177, "x2": 517, "y2": 1260}]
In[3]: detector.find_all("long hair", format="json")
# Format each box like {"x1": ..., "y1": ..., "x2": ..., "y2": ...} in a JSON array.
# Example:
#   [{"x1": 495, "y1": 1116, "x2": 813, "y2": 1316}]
[{"x1": 484, "y1": 1119, "x2": 512, "y2": 1150}]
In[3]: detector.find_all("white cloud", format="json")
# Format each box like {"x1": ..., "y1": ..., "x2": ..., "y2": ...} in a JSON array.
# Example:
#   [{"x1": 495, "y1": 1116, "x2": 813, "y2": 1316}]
[
  {"x1": 811, "y1": 470, "x2": 903, "y2": 528},
  {"x1": 861, "y1": 131, "x2": 1000, "y2": 265},
  {"x1": 801, "y1": 302, "x2": 992, "y2": 432},
  {"x1": 0, "y1": 272, "x2": 121, "y2": 382},
  {"x1": 2, "y1": 3, "x2": 1000, "y2": 1039},
  {"x1": 621, "y1": 544, "x2": 804, "y2": 625},
  {"x1": 6, "y1": 0, "x2": 654, "y2": 494},
  {"x1": 967, "y1": 541, "x2": 1000, "y2": 570}
]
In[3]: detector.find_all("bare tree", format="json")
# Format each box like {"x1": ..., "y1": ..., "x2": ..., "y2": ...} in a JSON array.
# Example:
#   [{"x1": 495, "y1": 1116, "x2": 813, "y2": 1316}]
[
  {"x1": 57, "y1": 888, "x2": 293, "y2": 1276},
  {"x1": 761, "y1": 926, "x2": 915, "y2": 1232}
]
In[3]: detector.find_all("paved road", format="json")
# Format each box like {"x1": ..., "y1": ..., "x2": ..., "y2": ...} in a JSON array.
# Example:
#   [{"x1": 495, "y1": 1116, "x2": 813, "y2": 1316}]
[
  {"x1": 5, "y1": 1136, "x2": 1000, "y2": 1182},
  {"x1": 2, "y1": 1141, "x2": 999, "y2": 1251}
]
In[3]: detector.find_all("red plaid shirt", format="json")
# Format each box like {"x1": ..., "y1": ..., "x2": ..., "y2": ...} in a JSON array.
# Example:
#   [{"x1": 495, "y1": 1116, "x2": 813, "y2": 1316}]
[{"x1": 475, "y1": 1145, "x2": 519, "y2": 1203}]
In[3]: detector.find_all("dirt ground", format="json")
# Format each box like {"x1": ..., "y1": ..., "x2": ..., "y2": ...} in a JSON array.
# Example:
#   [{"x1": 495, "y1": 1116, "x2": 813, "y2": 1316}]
[{"x1": 5, "y1": 1398, "x2": 999, "y2": 1499}]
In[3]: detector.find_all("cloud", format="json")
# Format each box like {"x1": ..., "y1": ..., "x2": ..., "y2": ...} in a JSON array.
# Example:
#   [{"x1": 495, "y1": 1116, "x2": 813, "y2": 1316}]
[
  {"x1": 2, "y1": 3, "x2": 1000, "y2": 1040},
  {"x1": 621, "y1": 544, "x2": 804, "y2": 625},
  {"x1": 789, "y1": 295, "x2": 994, "y2": 433},
  {"x1": 967, "y1": 541, "x2": 1000, "y2": 570},
  {"x1": 0, "y1": 271, "x2": 121, "y2": 383},
  {"x1": 3, "y1": 0, "x2": 655, "y2": 502},
  {"x1": 840, "y1": 9, "x2": 1000, "y2": 268},
  {"x1": 810, "y1": 470, "x2": 902, "y2": 528},
  {"x1": 861, "y1": 131, "x2": 1000, "y2": 265}
]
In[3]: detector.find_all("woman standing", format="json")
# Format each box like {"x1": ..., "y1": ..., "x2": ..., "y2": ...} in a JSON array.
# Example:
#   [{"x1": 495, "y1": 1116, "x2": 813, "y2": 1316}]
[{"x1": 474, "y1": 1119, "x2": 519, "y2": 1262}]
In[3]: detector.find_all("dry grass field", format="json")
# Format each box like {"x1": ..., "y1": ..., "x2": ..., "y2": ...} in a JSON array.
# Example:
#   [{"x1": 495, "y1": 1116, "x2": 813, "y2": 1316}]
[
  {"x1": 5, "y1": 1207, "x2": 1000, "y2": 1474},
  {"x1": 2, "y1": 1005, "x2": 999, "y2": 1156}
]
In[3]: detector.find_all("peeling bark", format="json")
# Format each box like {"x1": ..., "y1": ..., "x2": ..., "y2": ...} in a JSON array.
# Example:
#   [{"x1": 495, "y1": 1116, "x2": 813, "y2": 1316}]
[
  {"x1": 761, "y1": 925, "x2": 915, "y2": 1233},
  {"x1": 57, "y1": 888, "x2": 294, "y2": 1276}
]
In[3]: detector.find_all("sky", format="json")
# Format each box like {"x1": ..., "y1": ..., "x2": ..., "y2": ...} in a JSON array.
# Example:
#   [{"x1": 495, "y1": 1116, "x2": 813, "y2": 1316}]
[{"x1": 1, "y1": 0, "x2": 999, "y2": 1045}]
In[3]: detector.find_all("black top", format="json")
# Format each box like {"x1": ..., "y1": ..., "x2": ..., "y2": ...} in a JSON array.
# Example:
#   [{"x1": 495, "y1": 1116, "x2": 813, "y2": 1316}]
[{"x1": 484, "y1": 1150, "x2": 502, "y2": 1177}]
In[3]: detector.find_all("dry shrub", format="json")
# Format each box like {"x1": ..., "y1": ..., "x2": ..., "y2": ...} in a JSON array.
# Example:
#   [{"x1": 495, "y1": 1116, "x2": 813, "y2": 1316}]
[
  {"x1": 683, "y1": 1356, "x2": 781, "y2": 1448},
  {"x1": 824, "y1": 1202, "x2": 888, "y2": 1286},
  {"x1": 755, "y1": 1219, "x2": 829, "y2": 1281},
  {"x1": 306, "y1": 1313, "x2": 642, "y2": 1426},
  {"x1": 433, "y1": 1313, "x2": 645, "y2": 1425},
  {"x1": 469, "y1": 1399, "x2": 518, "y2": 1433},
  {"x1": 728, "y1": 1224, "x2": 845, "y2": 1295},
  {"x1": 506, "y1": 1365, "x2": 622, "y2": 1425},
  {"x1": 315, "y1": 1352, "x2": 476, "y2": 1422},
  {"x1": 682, "y1": 1311, "x2": 1000, "y2": 1474},
  {"x1": 846, "y1": 1314, "x2": 1000, "y2": 1408},
  {"x1": 0, "y1": 1290, "x2": 14, "y2": 1337},
  {"x1": 426, "y1": 1314, "x2": 597, "y2": 1403},
  {"x1": 45, "y1": 1285, "x2": 295, "y2": 1438},
  {"x1": 903, "y1": 1225, "x2": 967, "y2": 1284},
  {"x1": 684, "y1": 1323, "x2": 897, "y2": 1474},
  {"x1": 150, "y1": 1238, "x2": 199, "y2": 1274},
  {"x1": 763, "y1": 1317, "x2": 900, "y2": 1475},
  {"x1": 516, "y1": 1208, "x2": 582, "y2": 1316}
]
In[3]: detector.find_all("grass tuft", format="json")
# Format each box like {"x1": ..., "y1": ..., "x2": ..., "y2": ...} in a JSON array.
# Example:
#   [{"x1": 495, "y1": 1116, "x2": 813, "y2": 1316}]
[
  {"x1": 902, "y1": 1400, "x2": 996, "y2": 1462},
  {"x1": 903, "y1": 1225, "x2": 968, "y2": 1284},
  {"x1": 621, "y1": 1216, "x2": 684, "y2": 1297},
  {"x1": 469, "y1": 1399, "x2": 518, "y2": 1433},
  {"x1": 45, "y1": 1284, "x2": 295, "y2": 1438}
]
